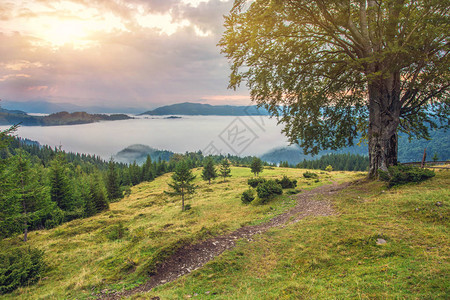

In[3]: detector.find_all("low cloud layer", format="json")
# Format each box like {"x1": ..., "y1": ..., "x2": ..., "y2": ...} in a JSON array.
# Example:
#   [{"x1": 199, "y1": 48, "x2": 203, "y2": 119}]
[{"x1": 0, "y1": 0, "x2": 249, "y2": 109}]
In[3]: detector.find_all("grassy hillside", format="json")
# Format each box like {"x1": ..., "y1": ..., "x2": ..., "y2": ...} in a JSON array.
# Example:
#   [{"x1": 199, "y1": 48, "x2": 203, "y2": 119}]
[
  {"x1": 1, "y1": 167, "x2": 361, "y2": 299},
  {"x1": 138, "y1": 169, "x2": 449, "y2": 299}
]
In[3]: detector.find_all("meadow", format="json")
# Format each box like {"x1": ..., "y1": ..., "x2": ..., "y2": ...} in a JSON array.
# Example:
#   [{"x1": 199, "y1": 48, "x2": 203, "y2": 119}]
[{"x1": 1, "y1": 167, "x2": 360, "y2": 299}]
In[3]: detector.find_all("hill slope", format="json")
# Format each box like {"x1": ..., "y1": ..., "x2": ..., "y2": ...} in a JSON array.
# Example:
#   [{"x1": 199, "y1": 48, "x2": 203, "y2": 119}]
[
  {"x1": 0, "y1": 111, "x2": 132, "y2": 126},
  {"x1": 140, "y1": 102, "x2": 269, "y2": 116},
  {"x1": 1, "y1": 167, "x2": 447, "y2": 299}
]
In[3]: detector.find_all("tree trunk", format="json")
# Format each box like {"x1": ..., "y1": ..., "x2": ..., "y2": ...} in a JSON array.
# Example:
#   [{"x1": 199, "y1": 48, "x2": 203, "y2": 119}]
[
  {"x1": 181, "y1": 188, "x2": 185, "y2": 211},
  {"x1": 367, "y1": 77, "x2": 401, "y2": 179}
]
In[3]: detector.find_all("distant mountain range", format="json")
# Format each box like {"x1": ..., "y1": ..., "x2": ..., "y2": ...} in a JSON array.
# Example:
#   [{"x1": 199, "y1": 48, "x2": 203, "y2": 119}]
[
  {"x1": 140, "y1": 102, "x2": 269, "y2": 116},
  {"x1": 0, "y1": 110, "x2": 132, "y2": 126},
  {"x1": 1, "y1": 100, "x2": 144, "y2": 114},
  {"x1": 262, "y1": 126, "x2": 449, "y2": 164}
]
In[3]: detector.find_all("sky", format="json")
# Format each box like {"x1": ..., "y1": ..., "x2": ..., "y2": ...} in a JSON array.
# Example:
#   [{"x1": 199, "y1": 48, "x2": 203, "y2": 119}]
[{"x1": 0, "y1": 0, "x2": 250, "y2": 110}]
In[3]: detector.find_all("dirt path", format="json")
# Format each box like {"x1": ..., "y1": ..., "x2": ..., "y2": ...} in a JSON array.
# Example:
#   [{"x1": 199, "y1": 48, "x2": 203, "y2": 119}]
[{"x1": 99, "y1": 182, "x2": 349, "y2": 299}]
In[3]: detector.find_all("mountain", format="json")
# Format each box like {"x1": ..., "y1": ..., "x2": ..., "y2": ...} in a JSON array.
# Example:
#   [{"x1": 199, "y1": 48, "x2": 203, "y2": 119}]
[
  {"x1": 262, "y1": 127, "x2": 450, "y2": 165},
  {"x1": 0, "y1": 111, "x2": 132, "y2": 126},
  {"x1": 0, "y1": 107, "x2": 27, "y2": 115},
  {"x1": 140, "y1": 102, "x2": 269, "y2": 116},
  {"x1": 1, "y1": 100, "x2": 144, "y2": 114},
  {"x1": 114, "y1": 144, "x2": 174, "y2": 164}
]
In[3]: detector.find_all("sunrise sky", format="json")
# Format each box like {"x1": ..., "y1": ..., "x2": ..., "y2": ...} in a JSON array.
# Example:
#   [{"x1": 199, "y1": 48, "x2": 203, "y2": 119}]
[{"x1": 0, "y1": 0, "x2": 250, "y2": 110}]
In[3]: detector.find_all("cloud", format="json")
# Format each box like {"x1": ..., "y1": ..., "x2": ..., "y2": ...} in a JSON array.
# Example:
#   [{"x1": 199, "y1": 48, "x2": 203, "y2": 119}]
[{"x1": 0, "y1": 0, "x2": 247, "y2": 109}]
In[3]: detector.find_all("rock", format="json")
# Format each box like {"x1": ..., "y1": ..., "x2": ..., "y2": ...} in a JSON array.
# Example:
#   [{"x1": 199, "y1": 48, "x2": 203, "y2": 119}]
[{"x1": 376, "y1": 238, "x2": 387, "y2": 245}]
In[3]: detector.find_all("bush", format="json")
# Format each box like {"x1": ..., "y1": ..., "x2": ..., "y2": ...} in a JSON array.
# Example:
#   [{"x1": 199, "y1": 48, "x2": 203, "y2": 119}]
[
  {"x1": 379, "y1": 165, "x2": 435, "y2": 187},
  {"x1": 241, "y1": 189, "x2": 255, "y2": 204},
  {"x1": 247, "y1": 178, "x2": 266, "y2": 188},
  {"x1": 325, "y1": 165, "x2": 333, "y2": 172},
  {"x1": 275, "y1": 175, "x2": 297, "y2": 189},
  {"x1": 256, "y1": 180, "x2": 283, "y2": 203},
  {"x1": 0, "y1": 247, "x2": 46, "y2": 294},
  {"x1": 303, "y1": 171, "x2": 319, "y2": 179},
  {"x1": 106, "y1": 223, "x2": 128, "y2": 241},
  {"x1": 287, "y1": 189, "x2": 301, "y2": 195}
]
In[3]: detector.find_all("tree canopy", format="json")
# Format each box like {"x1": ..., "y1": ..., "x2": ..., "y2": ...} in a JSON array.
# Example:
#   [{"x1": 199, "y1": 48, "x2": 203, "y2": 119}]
[
  {"x1": 165, "y1": 161, "x2": 197, "y2": 211},
  {"x1": 220, "y1": 0, "x2": 449, "y2": 177},
  {"x1": 250, "y1": 157, "x2": 264, "y2": 176}
]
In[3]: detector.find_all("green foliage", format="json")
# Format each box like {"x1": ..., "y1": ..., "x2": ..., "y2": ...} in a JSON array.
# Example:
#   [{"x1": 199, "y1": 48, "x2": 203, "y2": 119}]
[
  {"x1": 250, "y1": 157, "x2": 263, "y2": 176},
  {"x1": 296, "y1": 153, "x2": 369, "y2": 172},
  {"x1": 219, "y1": 159, "x2": 232, "y2": 182},
  {"x1": 303, "y1": 171, "x2": 319, "y2": 179},
  {"x1": 89, "y1": 173, "x2": 109, "y2": 213},
  {"x1": 247, "y1": 177, "x2": 266, "y2": 188},
  {"x1": 106, "y1": 223, "x2": 128, "y2": 241},
  {"x1": 256, "y1": 180, "x2": 283, "y2": 203},
  {"x1": 220, "y1": 0, "x2": 449, "y2": 176},
  {"x1": 201, "y1": 157, "x2": 217, "y2": 184},
  {"x1": 165, "y1": 160, "x2": 197, "y2": 211},
  {"x1": 106, "y1": 158, "x2": 123, "y2": 201},
  {"x1": 49, "y1": 153, "x2": 73, "y2": 211},
  {"x1": 241, "y1": 189, "x2": 255, "y2": 204},
  {"x1": 0, "y1": 247, "x2": 46, "y2": 294},
  {"x1": 275, "y1": 175, "x2": 297, "y2": 189},
  {"x1": 141, "y1": 155, "x2": 154, "y2": 182},
  {"x1": 378, "y1": 165, "x2": 435, "y2": 187},
  {"x1": 325, "y1": 165, "x2": 333, "y2": 172}
]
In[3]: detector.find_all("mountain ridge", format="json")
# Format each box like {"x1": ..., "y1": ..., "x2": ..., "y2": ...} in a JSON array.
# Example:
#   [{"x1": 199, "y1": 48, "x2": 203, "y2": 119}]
[{"x1": 140, "y1": 102, "x2": 269, "y2": 116}]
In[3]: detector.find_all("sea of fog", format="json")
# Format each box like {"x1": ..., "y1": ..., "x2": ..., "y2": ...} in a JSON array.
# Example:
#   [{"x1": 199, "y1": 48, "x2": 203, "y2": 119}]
[{"x1": 1, "y1": 116, "x2": 290, "y2": 159}]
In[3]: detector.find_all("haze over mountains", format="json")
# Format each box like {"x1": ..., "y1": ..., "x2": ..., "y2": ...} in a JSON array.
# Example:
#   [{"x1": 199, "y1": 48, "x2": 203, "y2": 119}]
[
  {"x1": 140, "y1": 102, "x2": 269, "y2": 116},
  {"x1": 1, "y1": 100, "x2": 145, "y2": 114}
]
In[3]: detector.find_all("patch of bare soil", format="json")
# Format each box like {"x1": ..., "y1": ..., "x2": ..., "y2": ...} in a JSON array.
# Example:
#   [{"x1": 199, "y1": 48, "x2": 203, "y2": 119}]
[{"x1": 99, "y1": 182, "x2": 350, "y2": 299}]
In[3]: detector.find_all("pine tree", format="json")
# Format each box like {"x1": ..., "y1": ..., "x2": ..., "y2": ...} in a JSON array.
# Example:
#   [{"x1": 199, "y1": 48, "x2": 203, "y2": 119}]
[
  {"x1": 141, "y1": 155, "x2": 154, "y2": 182},
  {"x1": 11, "y1": 150, "x2": 51, "y2": 241},
  {"x1": 165, "y1": 161, "x2": 196, "y2": 211},
  {"x1": 89, "y1": 173, "x2": 109, "y2": 213},
  {"x1": 219, "y1": 159, "x2": 232, "y2": 182},
  {"x1": 250, "y1": 157, "x2": 263, "y2": 176},
  {"x1": 201, "y1": 157, "x2": 217, "y2": 184},
  {"x1": 106, "y1": 158, "x2": 122, "y2": 201},
  {"x1": 49, "y1": 152, "x2": 73, "y2": 211}
]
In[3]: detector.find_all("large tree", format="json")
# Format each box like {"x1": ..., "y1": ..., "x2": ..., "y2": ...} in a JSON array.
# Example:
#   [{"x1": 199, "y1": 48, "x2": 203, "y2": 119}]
[{"x1": 220, "y1": 0, "x2": 449, "y2": 178}]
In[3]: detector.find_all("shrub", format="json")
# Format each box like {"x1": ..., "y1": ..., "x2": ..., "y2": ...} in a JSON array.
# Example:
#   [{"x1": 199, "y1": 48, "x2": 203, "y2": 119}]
[
  {"x1": 106, "y1": 223, "x2": 128, "y2": 241},
  {"x1": 379, "y1": 165, "x2": 435, "y2": 187},
  {"x1": 241, "y1": 189, "x2": 255, "y2": 204},
  {"x1": 275, "y1": 175, "x2": 297, "y2": 189},
  {"x1": 287, "y1": 189, "x2": 301, "y2": 195},
  {"x1": 247, "y1": 178, "x2": 266, "y2": 188},
  {"x1": 303, "y1": 171, "x2": 319, "y2": 179},
  {"x1": 325, "y1": 165, "x2": 333, "y2": 172},
  {"x1": 256, "y1": 180, "x2": 283, "y2": 203},
  {"x1": 0, "y1": 247, "x2": 46, "y2": 294}
]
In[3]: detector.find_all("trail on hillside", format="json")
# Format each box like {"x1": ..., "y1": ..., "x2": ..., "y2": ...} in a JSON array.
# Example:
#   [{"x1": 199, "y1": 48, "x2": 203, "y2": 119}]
[{"x1": 99, "y1": 181, "x2": 350, "y2": 299}]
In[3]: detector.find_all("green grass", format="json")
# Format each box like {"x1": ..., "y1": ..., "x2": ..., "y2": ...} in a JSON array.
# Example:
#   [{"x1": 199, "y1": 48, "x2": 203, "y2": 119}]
[
  {"x1": 131, "y1": 169, "x2": 449, "y2": 299},
  {"x1": 0, "y1": 167, "x2": 360, "y2": 299}
]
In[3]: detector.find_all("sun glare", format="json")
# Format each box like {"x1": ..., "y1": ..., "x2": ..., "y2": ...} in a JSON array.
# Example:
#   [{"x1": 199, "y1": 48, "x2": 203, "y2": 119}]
[{"x1": 3, "y1": 0, "x2": 215, "y2": 50}]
